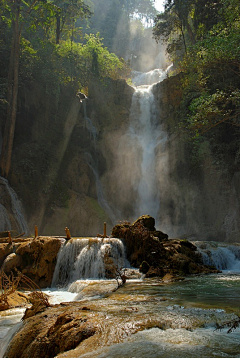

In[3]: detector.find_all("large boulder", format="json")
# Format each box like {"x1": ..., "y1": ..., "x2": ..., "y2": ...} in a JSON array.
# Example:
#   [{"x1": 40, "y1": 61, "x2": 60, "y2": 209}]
[
  {"x1": 112, "y1": 216, "x2": 219, "y2": 277},
  {"x1": 132, "y1": 215, "x2": 156, "y2": 231},
  {"x1": 5, "y1": 304, "x2": 98, "y2": 358},
  {"x1": 0, "y1": 237, "x2": 63, "y2": 288}
]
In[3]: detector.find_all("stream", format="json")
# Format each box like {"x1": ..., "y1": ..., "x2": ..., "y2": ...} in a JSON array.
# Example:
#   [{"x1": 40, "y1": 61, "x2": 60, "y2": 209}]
[{"x1": 1, "y1": 241, "x2": 240, "y2": 357}]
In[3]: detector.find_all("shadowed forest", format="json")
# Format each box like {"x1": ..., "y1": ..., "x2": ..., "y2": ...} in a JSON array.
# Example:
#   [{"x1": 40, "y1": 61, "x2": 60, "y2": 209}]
[{"x1": 0, "y1": 0, "x2": 239, "y2": 239}]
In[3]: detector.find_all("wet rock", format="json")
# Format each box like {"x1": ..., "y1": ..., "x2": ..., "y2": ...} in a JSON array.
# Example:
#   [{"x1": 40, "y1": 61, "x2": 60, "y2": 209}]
[
  {"x1": 6, "y1": 304, "x2": 98, "y2": 358},
  {"x1": 139, "y1": 261, "x2": 150, "y2": 274},
  {"x1": 0, "y1": 291, "x2": 29, "y2": 311}
]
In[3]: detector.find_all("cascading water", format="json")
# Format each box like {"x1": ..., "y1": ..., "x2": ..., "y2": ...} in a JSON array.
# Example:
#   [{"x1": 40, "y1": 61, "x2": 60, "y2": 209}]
[
  {"x1": 195, "y1": 241, "x2": 240, "y2": 271},
  {"x1": 129, "y1": 67, "x2": 169, "y2": 221},
  {"x1": 0, "y1": 176, "x2": 28, "y2": 234},
  {"x1": 52, "y1": 237, "x2": 127, "y2": 287}
]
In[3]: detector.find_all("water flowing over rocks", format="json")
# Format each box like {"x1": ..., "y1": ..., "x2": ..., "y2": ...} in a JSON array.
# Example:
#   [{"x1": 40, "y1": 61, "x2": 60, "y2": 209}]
[
  {"x1": 1, "y1": 70, "x2": 239, "y2": 241},
  {"x1": 5, "y1": 278, "x2": 239, "y2": 358}
]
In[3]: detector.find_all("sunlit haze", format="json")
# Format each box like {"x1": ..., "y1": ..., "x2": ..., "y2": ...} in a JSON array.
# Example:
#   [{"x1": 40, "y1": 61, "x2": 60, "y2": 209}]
[{"x1": 154, "y1": 0, "x2": 165, "y2": 12}]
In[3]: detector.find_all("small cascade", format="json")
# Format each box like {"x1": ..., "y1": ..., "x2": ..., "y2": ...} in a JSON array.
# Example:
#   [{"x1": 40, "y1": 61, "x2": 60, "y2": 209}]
[
  {"x1": 0, "y1": 176, "x2": 28, "y2": 234},
  {"x1": 195, "y1": 241, "x2": 240, "y2": 271},
  {"x1": 132, "y1": 68, "x2": 167, "y2": 87},
  {"x1": 52, "y1": 237, "x2": 127, "y2": 287}
]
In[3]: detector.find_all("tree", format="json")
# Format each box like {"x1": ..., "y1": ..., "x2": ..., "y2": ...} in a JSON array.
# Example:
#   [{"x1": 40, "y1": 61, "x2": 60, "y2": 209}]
[
  {"x1": 180, "y1": 0, "x2": 240, "y2": 137},
  {"x1": 153, "y1": 0, "x2": 195, "y2": 58},
  {"x1": 0, "y1": 0, "x2": 41, "y2": 178},
  {"x1": 53, "y1": 0, "x2": 92, "y2": 44},
  {"x1": 0, "y1": 0, "x2": 91, "y2": 178}
]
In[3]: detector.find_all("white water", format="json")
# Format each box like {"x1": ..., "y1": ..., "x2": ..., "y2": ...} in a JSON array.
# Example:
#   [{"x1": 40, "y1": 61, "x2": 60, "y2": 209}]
[
  {"x1": 132, "y1": 68, "x2": 167, "y2": 86},
  {"x1": 195, "y1": 241, "x2": 240, "y2": 271},
  {"x1": 79, "y1": 327, "x2": 240, "y2": 358},
  {"x1": 129, "y1": 68, "x2": 169, "y2": 220},
  {"x1": 0, "y1": 176, "x2": 28, "y2": 234},
  {"x1": 0, "y1": 308, "x2": 25, "y2": 358},
  {"x1": 52, "y1": 237, "x2": 127, "y2": 287}
]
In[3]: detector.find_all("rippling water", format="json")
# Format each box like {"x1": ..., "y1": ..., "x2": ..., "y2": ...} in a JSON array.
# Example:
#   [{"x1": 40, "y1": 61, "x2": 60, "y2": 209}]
[
  {"x1": 61, "y1": 273, "x2": 240, "y2": 357},
  {"x1": 1, "y1": 273, "x2": 240, "y2": 357}
]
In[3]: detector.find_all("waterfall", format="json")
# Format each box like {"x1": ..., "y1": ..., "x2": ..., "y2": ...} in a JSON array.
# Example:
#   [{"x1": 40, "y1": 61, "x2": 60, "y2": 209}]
[
  {"x1": 129, "y1": 67, "x2": 169, "y2": 221},
  {"x1": 0, "y1": 176, "x2": 28, "y2": 234},
  {"x1": 195, "y1": 241, "x2": 240, "y2": 271},
  {"x1": 52, "y1": 237, "x2": 127, "y2": 287},
  {"x1": 132, "y1": 68, "x2": 167, "y2": 87}
]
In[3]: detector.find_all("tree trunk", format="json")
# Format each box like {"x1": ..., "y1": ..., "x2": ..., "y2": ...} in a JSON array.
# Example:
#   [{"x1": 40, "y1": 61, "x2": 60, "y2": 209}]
[
  {"x1": 56, "y1": 15, "x2": 60, "y2": 44},
  {"x1": 186, "y1": 20, "x2": 196, "y2": 45},
  {"x1": 0, "y1": 0, "x2": 21, "y2": 178}
]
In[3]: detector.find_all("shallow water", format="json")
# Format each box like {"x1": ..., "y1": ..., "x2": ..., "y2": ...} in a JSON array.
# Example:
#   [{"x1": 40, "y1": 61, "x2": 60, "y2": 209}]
[
  {"x1": 55, "y1": 273, "x2": 240, "y2": 357},
  {"x1": 0, "y1": 308, "x2": 25, "y2": 357},
  {"x1": 2, "y1": 273, "x2": 240, "y2": 357}
]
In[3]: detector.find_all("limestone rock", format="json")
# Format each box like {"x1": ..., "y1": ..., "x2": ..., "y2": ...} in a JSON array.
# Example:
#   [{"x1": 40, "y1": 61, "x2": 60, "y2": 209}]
[
  {"x1": 0, "y1": 243, "x2": 13, "y2": 266},
  {"x1": 16, "y1": 237, "x2": 63, "y2": 287},
  {"x1": 2, "y1": 253, "x2": 22, "y2": 273},
  {"x1": 6, "y1": 304, "x2": 98, "y2": 358},
  {"x1": 0, "y1": 237, "x2": 62, "y2": 288}
]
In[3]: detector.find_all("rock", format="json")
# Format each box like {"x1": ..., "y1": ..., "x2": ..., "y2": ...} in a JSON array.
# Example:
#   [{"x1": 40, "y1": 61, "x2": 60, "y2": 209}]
[
  {"x1": 6, "y1": 304, "x2": 98, "y2": 358},
  {"x1": 151, "y1": 230, "x2": 169, "y2": 241},
  {"x1": 0, "y1": 291, "x2": 29, "y2": 311},
  {"x1": 0, "y1": 237, "x2": 63, "y2": 288},
  {"x1": 2, "y1": 253, "x2": 22, "y2": 273},
  {"x1": 133, "y1": 215, "x2": 156, "y2": 231},
  {"x1": 0, "y1": 243, "x2": 13, "y2": 266},
  {"x1": 112, "y1": 216, "x2": 219, "y2": 278},
  {"x1": 18, "y1": 237, "x2": 62, "y2": 287},
  {"x1": 139, "y1": 261, "x2": 150, "y2": 274}
]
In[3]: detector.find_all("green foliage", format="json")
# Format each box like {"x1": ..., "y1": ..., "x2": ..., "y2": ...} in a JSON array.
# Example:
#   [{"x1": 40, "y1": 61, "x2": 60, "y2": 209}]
[
  {"x1": 159, "y1": 0, "x2": 240, "y2": 169},
  {"x1": 176, "y1": 0, "x2": 239, "y2": 132}
]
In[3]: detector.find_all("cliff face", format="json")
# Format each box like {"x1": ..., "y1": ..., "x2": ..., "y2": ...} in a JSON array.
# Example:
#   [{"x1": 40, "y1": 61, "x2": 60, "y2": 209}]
[
  {"x1": 8, "y1": 79, "x2": 134, "y2": 237},
  {"x1": 152, "y1": 75, "x2": 240, "y2": 241},
  {"x1": 5, "y1": 74, "x2": 240, "y2": 241}
]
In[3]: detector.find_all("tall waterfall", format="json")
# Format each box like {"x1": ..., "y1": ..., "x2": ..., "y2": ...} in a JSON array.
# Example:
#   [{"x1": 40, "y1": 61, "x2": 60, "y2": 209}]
[
  {"x1": 52, "y1": 237, "x2": 126, "y2": 287},
  {"x1": 0, "y1": 176, "x2": 28, "y2": 234},
  {"x1": 129, "y1": 67, "x2": 169, "y2": 221}
]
